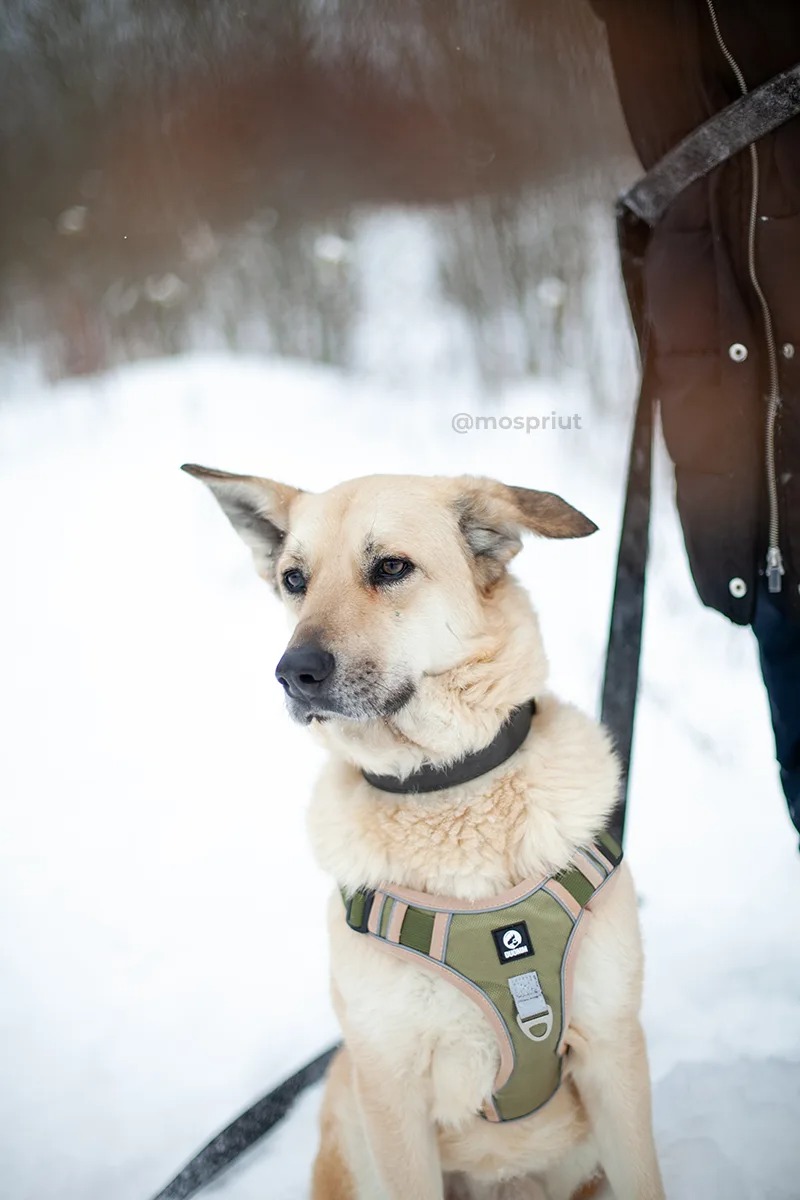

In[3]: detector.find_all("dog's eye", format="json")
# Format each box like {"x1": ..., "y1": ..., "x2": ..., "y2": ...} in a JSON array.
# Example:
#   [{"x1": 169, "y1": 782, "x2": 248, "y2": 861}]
[
  {"x1": 372, "y1": 557, "x2": 414, "y2": 585},
  {"x1": 282, "y1": 568, "x2": 307, "y2": 594}
]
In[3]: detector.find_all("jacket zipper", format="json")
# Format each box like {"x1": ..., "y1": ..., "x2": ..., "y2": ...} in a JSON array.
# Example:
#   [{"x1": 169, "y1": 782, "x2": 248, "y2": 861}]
[{"x1": 705, "y1": 0, "x2": 784, "y2": 593}]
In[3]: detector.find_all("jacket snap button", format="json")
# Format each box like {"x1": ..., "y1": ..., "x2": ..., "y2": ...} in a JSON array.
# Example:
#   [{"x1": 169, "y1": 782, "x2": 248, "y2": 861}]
[
  {"x1": 728, "y1": 343, "x2": 748, "y2": 362},
  {"x1": 782, "y1": 343, "x2": 795, "y2": 360},
  {"x1": 728, "y1": 577, "x2": 747, "y2": 598}
]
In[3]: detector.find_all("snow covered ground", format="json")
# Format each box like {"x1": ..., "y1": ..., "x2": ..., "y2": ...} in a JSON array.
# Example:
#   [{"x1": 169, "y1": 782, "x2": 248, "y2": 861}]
[{"x1": 1, "y1": 346, "x2": 799, "y2": 1200}]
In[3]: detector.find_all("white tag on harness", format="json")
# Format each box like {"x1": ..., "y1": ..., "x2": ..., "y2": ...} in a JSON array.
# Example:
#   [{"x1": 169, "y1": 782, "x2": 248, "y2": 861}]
[{"x1": 508, "y1": 970, "x2": 547, "y2": 1019}]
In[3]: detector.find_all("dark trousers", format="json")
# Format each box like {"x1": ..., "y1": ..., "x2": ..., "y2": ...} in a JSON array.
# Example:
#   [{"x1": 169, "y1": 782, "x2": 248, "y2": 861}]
[{"x1": 752, "y1": 581, "x2": 800, "y2": 836}]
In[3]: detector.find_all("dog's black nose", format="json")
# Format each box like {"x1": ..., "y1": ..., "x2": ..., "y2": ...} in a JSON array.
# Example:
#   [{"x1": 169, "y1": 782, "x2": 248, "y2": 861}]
[{"x1": 275, "y1": 643, "x2": 335, "y2": 700}]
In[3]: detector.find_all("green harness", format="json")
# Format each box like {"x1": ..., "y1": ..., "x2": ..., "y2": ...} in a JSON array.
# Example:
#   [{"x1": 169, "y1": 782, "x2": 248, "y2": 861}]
[{"x1": 342, "y1": 829, "x2": 622, "y2": 1123}]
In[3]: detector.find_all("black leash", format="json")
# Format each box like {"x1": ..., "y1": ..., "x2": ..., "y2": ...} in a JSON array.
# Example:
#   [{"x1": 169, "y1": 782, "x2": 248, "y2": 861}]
[
  {"x1": 601, "y1": 200, "x2": 653, "y2": 848},
  {"x1": 148, "y1": 60, "x2": 800, "y2": 1200},
  {"x1": 149, "y1": 1046, "x2": 338, "y2": 1200},
  {"x1": 623, "y1": 61, "x2": 800, "y2": 228}
]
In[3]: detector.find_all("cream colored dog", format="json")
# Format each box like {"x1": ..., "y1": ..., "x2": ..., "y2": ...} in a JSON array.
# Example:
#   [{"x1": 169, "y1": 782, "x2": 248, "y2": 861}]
[{"x1": 184, "y1": 466, "x2": 664, "y2": 1200}]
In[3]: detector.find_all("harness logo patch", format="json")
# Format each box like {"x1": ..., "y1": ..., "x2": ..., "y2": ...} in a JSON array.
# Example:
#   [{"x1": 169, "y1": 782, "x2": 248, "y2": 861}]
[{"x1": 491, "y1": 920, "x2": 534, "y2": 964}]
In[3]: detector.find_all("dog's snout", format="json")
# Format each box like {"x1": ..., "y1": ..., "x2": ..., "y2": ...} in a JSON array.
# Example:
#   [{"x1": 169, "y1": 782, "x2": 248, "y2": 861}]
[{"x1": 275, "y1": 643, "x2": 335, "y2": 700}]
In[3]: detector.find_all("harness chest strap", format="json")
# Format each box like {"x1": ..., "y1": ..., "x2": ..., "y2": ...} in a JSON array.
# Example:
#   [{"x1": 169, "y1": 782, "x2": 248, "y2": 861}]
[{"x1": 341, "y1": 830, "x2": 623, "y2": 1123}]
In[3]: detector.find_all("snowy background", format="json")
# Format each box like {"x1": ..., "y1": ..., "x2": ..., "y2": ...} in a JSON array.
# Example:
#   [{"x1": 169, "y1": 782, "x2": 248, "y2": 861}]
[
  {"x1": 2, "y1": 5, "x2": 800, "y2": 1197},
  {"x1": 3, "y1": 217, "x2": 800, "y2": 1200}
]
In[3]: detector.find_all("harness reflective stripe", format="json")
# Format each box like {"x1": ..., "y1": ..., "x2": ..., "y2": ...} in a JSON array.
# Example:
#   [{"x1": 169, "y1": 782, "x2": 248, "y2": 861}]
[{"x1": 342, "y1": 830, "x2": 623, "y2": 1123}]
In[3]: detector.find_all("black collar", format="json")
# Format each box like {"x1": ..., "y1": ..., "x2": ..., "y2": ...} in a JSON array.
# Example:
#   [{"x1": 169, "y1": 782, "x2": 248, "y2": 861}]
[{"x1": 362, "y1": 699, "x2": 536, "y2": 795}]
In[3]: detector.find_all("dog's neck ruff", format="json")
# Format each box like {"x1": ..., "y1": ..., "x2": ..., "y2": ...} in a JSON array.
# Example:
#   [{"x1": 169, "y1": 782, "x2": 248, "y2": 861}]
[{"x1": 362, "y1": 699, "x2": 536, "y2": 795}]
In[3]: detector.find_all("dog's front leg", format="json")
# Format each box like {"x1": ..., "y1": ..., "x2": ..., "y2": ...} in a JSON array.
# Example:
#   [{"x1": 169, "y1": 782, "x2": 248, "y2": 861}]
[
  {"x1": 569, "y1": 1020, "x2": 664, "y2": 1200},
  {"x1": 352, "y1": 1049, "x2": 445, "y2": 1200}
]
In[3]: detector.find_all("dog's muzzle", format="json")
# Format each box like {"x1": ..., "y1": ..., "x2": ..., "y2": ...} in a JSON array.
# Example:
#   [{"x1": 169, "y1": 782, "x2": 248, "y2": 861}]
[{"x1": 275, "y1": 642, "x2": 415, "y2": 724}]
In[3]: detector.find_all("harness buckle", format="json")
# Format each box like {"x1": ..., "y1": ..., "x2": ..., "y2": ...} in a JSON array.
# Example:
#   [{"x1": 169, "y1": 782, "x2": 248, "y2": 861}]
[
  {"x1": 515, "y1": 1007, "x2": 554, "y2": 1043},
  {"x1": 508, "y1": 969, "x2": 554, "y2": 1043},
  {"x1": 345, "y1": 888, "x2": 375, "y2": 934}
]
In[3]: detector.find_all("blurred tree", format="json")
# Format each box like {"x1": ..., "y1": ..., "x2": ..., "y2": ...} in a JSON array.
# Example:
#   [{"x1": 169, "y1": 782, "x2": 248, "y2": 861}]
[{"x1": 0, "y1": 0, "x2": 634, "y2": 385}]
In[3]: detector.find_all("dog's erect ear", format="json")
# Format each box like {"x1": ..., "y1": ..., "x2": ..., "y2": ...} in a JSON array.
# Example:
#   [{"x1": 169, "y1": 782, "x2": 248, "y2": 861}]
[
  {"x1": 182, "y1": 464, "x2": 303, "y2": 583},
  {"x1": 455, "y1": 476, "x2": 597, "y2": 586},
  {"x1": 504, "y1": 485, "x2": 598, "y2": 539}
]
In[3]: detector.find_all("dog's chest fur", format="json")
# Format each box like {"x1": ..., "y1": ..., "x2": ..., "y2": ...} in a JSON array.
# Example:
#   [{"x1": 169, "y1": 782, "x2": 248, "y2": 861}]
[{"x1": 309, "y1": 694, "x2": 619, "y2": 898}]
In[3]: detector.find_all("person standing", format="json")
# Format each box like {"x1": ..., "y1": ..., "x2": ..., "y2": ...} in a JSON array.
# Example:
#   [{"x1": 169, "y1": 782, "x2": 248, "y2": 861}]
[{"x1": 591, "y1": 0, "x2": 800, "y2": 835}]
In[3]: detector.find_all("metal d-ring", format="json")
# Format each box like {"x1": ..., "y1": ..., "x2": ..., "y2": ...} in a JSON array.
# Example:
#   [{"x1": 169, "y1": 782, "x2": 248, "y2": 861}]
[{"x1": 516, "y1": 1006, "x2": 554, "y2": 1042}]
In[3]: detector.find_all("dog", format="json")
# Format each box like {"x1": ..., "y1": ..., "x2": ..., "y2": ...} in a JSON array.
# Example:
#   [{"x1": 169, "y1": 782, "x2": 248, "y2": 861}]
[{"x1": 184, "y1": 465, "x2": 664, "y2": 1200}]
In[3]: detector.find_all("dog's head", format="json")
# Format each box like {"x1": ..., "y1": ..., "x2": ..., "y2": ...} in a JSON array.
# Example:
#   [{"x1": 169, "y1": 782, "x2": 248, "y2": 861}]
[{"x1": 183, "y1": 468, "x2": 596, "y2": 763}]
